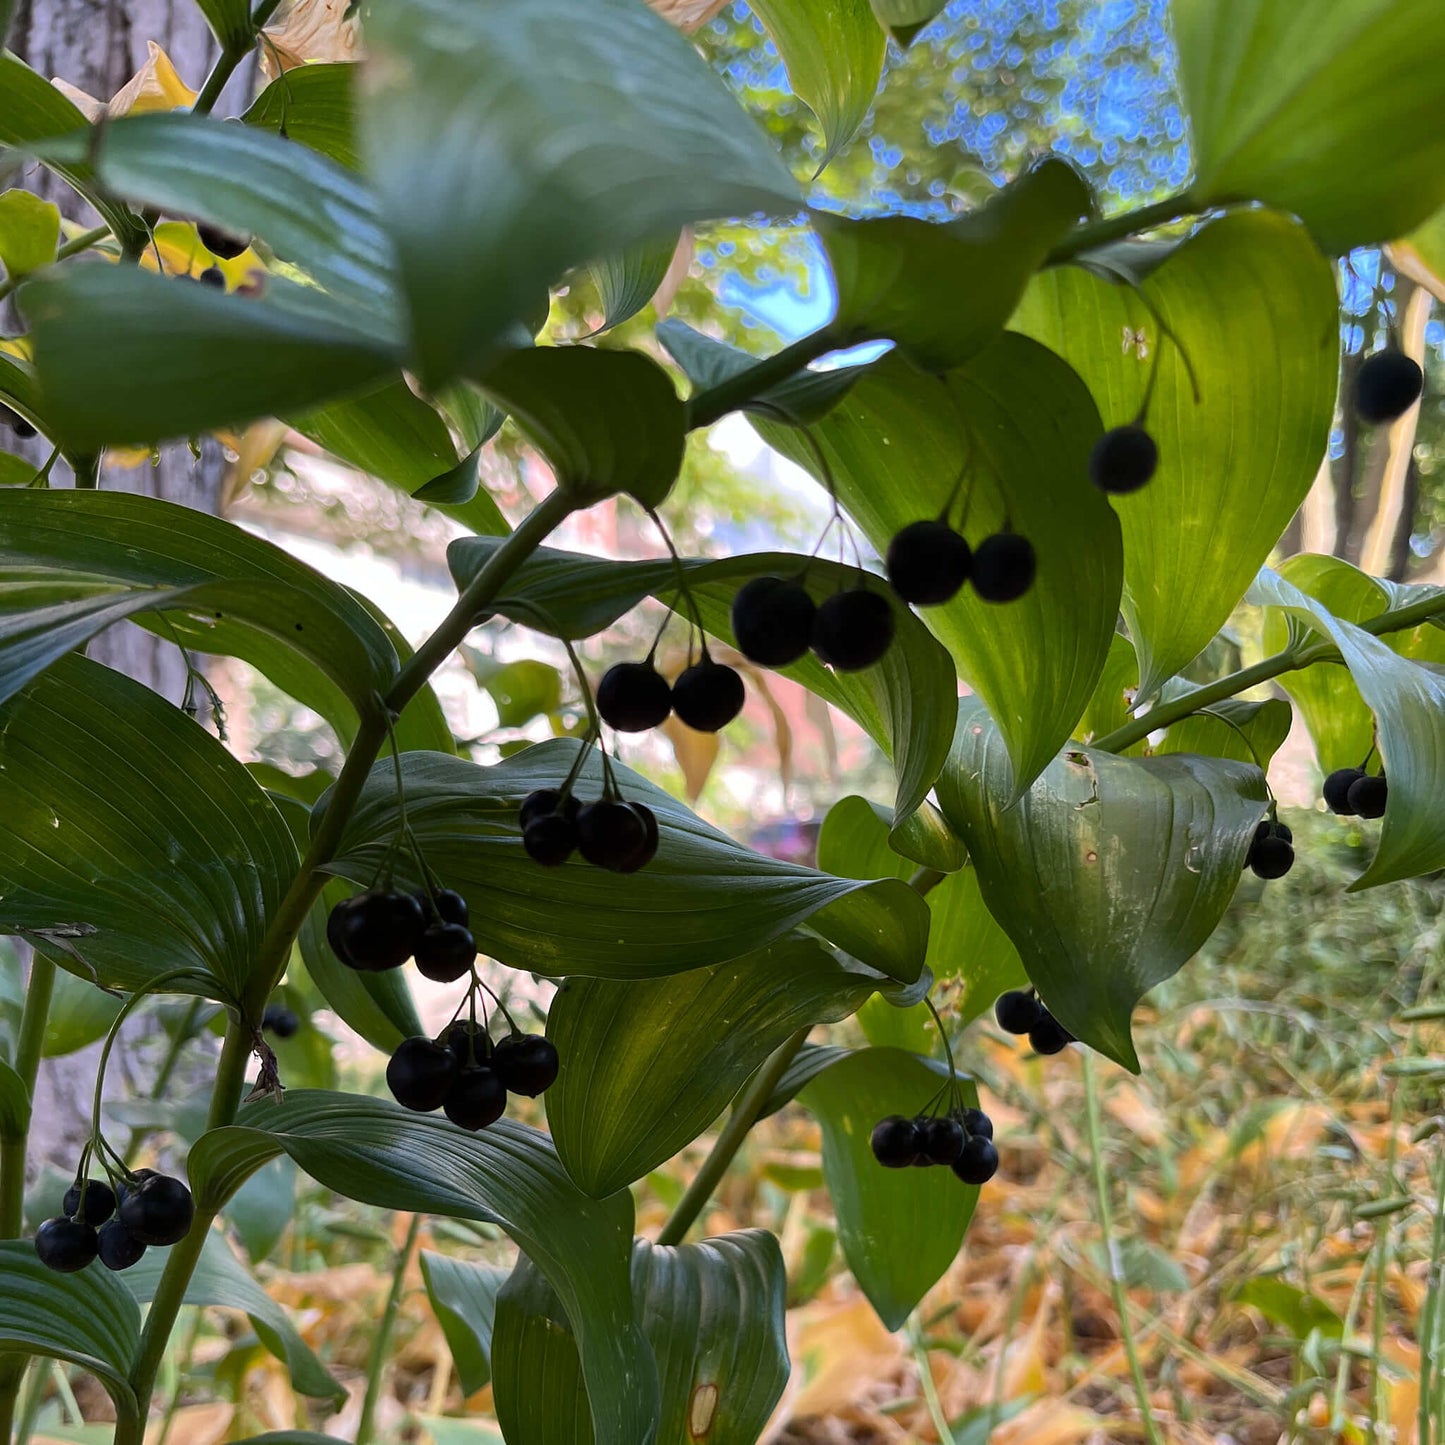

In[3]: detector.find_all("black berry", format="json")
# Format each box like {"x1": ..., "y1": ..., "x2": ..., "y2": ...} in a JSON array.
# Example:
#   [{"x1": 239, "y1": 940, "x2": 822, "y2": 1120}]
[
  {"x1": 519, "y1": 789, "x2": 579, "y2": 831},
  {"x1": 387, "y1": 1036, "x2": 459, "y2": 1112},
  {"x1": 1347, "y1": 773, "x2": 1388, "y2": 819},
  {"x1": 811, "y1": 589, "x2": 894, "y2": 671},
  {"x1": 971, "y1": 533, "x2": 1036, "y2": 603},
  {"x1": 994, "y1": 990, "x2": 1043, "y2": 1035},
  {"x1": 615, "y1": 801, "x2": 660, "y2": 874},
  {"x1": 197, "y1": 222, "x2": 250, "y2": 259},
  {"x1": 444, "y1": 1065, "x2": 507, "y2": 1131},
  {"x1": 339, "y1": 890, "x2": 427, "y2": 971},
  {"x1": 0, "y1": 403, "x2": 36, "y2": 439},
  {"x1": 414, "y1": 923, "x2": 477, "y2": 983},
  {"x1": 418, "y1": 887, "x2": 469, "y2": 927},
  {"x1": 1028, "y1": 1014, "x2": 1073, "y2": 1056},
  {"x1": 869, "y1": 1115, "x2": 919, "y2": 1168},
  {"x1": 326, "y1": 896, "x2": 361, "y2": 967},
  {"x1": 440, "y1": 1019, "x2": 491, "y2": 1067},
  {"x1": 261, "y1": 1004, "x2": 300, "y2": 1039},
  {"x1": 1248, "y1": 834, "x2": 1294, "y2": 880},
  {"x1": 63, "y1": 1178, "x2": 116, "y2": 1226},
  {"x1": 671, "y1": 659, "x2": 745, "y2": 732},
  {"x1": 919, "y1": 1115, "x2": 965, "y2": 1166},
  {"x1": 1355, "y1": 350, "x2": 1424, "y2": 425},
  {"x1": 1089, "y1": 425, "x2": 1158, "y2": 494},
  {"x1": 1253, "y1": 819, "x2": 1292, "y2": 845},
  {"x1": 34, "y1": 1217, "x2": 98, "y2": 1273},
  {"x1": 1323, "y1": 767, "x2": 1365, "y2": 815},
  {"x1": 597, "y1": 661, "x2": 672, "y2": 733},
  {"x1": 96, "y1": 1219, "x2": 147, "y2": 1272},
  {"x1": 492, "y1": 1034, "x2": 560, "y2": 1096},
  {"x1": 197, "y1": 266, "x2": 226, "y2": 289},
  {"x1": 731, "y1": 576, "x2": 816, "y2": 667},
  {"x1": 952, "y1": 1135, "x2": 999, "y2": 1185},
  {"x1": 576, "y1": 799, "x2": 647, "y2": 870},
  {"x1": 886, "y1": 520, "x2": 971, "y2": 605},
  {"x1": 117, "y1": 1174, "x2": 194, "y2": 1247},
  {"x1": 958, "y1": 1107, "x2": 993, "y2": 1140}
]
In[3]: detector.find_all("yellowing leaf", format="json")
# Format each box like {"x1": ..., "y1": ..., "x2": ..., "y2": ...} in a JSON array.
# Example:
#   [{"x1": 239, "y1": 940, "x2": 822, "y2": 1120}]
[
  {"x1": 52, "y1": 41, "x2": 197, "y2": 119},
  {"x1": 261, "y1": 0, "x2": 363, "y2": 74}
]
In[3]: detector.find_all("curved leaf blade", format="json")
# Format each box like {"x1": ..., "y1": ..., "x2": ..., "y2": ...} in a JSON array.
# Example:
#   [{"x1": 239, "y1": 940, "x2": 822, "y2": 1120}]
[
  {"x1": 589, "y1": 234, "x2": 679, "y2": 334},
  {"x1": 420, "y1": 1251, "x2": 506, "y2": 1396},
  {"x1": 244, "y1": 63, "x2": 358, "y2": 169}
]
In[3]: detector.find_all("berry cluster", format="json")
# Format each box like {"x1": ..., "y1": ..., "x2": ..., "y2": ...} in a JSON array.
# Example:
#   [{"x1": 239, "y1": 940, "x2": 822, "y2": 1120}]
[
  {"x1": 1246, "y1": 818, "x2": 1294, "y2": 879},
  {"x1": 387, "y1": 1021, "x2": 558, "y2": 1131},
  {"x1": 598, "y1": 654, "x2": 744, "y2": 735},
  {"x1": 870, "y1": 1104, "x2": 998, "y2": 1185},
  {"x1": 886, "y1": 521, "x2": 1037, "y2": 608},
  {"x1": 328, "y1": 885, "x2": 479, "y2": 983},
  {"x1": 994, "y1": 990, "x2": 1074, "y2": 1054},
  {"x1": 519, "y1": 786, "x2": 658, "y2": 871},
  {"x1": 1355, "y1": 350, "x2": 1424, "y2": 426},
  {"x1": 731, "y1": 575, "x2": 894, "y2": 672},
  {"x1": 0, "y1": 402, "x2": 36, "y2": 440},
  {"x1": 1323, "y1": 765, "x2": 1388, "y2": 819},
  {"x1": 35, "y1": 1168, "x2": 193, "y2": 1274}
]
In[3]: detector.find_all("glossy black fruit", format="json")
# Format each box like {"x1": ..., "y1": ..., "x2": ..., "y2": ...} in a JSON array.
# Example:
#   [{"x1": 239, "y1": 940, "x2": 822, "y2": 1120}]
[
  {"x1": 441, "y1": 1019, "x2": 491, "y2": 1066},
  {"x1": 1355, "y1": 350, "x2": 1424, "y2": 425},
  {"x1": 1323, "y1": 767, "x2": 1365, "y2": 815},
  {"x1": 339, "y1": 890, "x2": 427, "y2": 971},
  {"x1": 971, "y1": 533, "x2": 1036, "y2": 603},
  {"x1": 671, "y1": 660, "x2": 745, "y2": 732},
  {"x1": 597, "y1": 661, "x2": 672, "y2": 732},
  {"x1": 1253, "y1": 820, "x2": 1292, "y2": 845},
  {"x1": 63, "y1": 1178, "x2": 116, "y2": 1227},
  {"x1": 388, "y1": 1036, "x2": 459, "y2": 1112},
  {"x1": 870, "y1": 1115, "x2": 919, "y2": 1168},
  {"x1": 519, "y1": 788, "x2": 579, "y2": 831},
  {"x1": 444, "y1": 1065, "x2": 508, "y2": 1131},
  {"x1": 414, "y1": 923, "x2": 478, "y2": 983},
  {"x1": 524, "y1": 813, "x2": 578, "y2": 866},
  {"x1": 994, "y1": 990, "x2": 1043, "y2": 1035},
  {"x1": 958, "y1": 1106, "x2": 993, "y2": 1140},
  {"x1": 811, "y1": 589, "x2": 894, "y2": 671},
  {"x1": 1248, "y1": 835, "x2": 1294, "y2": 880},
  {"x1": 197, "y1": 265, "x2": 226, "y2": 289},
  {"x1": 886, "y1": 520, "x2": 971, "y2": 605},
  {"x1": 196, "y1": 222, "x2": 250, "y2": 259},
  {"x1": 418, "y1": 887, "x2": 469, "y2": 927},
  {"x1": 952, "y1": 1135, "x2": 1000, "y2": 1185},
  {"x1": 731, "y1": 576, "x2": 817, "y2": 667},
  {"x1": 615, "y1": 802, "x2": 660, "y2": 874},
  {"x1": 114, "y1": 1168, "x2": 156, "y2": 1208},
  {"x1": 492, "y1": 1034, "x2": 560, "y2": 1096},
  {"x1": 1347, "y1": 772, "x2": 1389, "y2": 819},
  {"x1": 919, "y1": 1115, "x2": 965, "y2": 1166},
  {"x1": 326, "y1": 896, "x2": 361, "y2": 967},
  {"x1": 0, "y1": 403, "x2": 36, "y2": 439},
  {"x1": 1029, "y1": 1014, "x2": 1073, "y2": 1056},
  {"x1": 577, "y1": 799, "x2": 647, "y2": 870},
  {"x1": 96, "y1": 1219, "x2": 147, "y2": 1272},
  {"x1": 1089, "y1": 425, "x2": 1158, "y2": 494},
  {"x1": 117, "y1": 1174, "x2": 194, "y2": 1247},
  {"x1": 261, "y1": 1004, "x2": 300, "y2": 1039},
  {"x1": 34, "y1": 1217, "x2": 98, "y2": 1273}
]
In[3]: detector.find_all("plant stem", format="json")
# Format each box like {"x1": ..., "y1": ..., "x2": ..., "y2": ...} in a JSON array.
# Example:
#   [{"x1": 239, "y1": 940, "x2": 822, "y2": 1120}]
[
  {"x1": 0, "y1": 954, "x2": 55, "y2": 1239},
  {"x1": 658, "y1": 1029, "x2": 810, "y2": 1246},
  {"x1": 1045, "y1": 191, "x2": 1199, "y2": 266},
  {"x1": 1422, "y1": 1139, "x2": 1445, "y2": 1445},
  {"x1": 685, "y1": 329, "x2": 844, "y2": 431},
  {"x1": 1082, "y1": 1052, "x2": 1164, "y2": 1445},
  {"x1": 190, "y1": 0, "x2": 284, "y2": 117},
  {"x1": 909, "y1": 1323, "x2": 956, "y2": 1444},
  {"x1": 1091, "y1": 590, "x2": 1445, "y2": 755},
  {"x1": 356, "y1": 1213, "x2": 423, "y2": 1445}
]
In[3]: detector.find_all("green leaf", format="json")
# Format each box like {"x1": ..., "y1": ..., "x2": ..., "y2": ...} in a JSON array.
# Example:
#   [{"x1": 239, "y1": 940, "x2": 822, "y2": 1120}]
[
  {"x1": 0, "y1": 1057, "x2": 29, "y2": 1137},
  {"x1": 41, "y1": 113, "x2": 399, "y2": 328},
  {"x1": 1074, "y1": 632, "x2": 1140, "y2": 746},
  {"x1": 23, "y1": 266, "x2": 396, "y2": 448},
  {"x1": 758, "y1": 1041, "x2": 854, "y2": 1118},
  {"x1": 750, "y1": 0, "x2": 885, "y2": 170},
  {"x1": 193, "y1": 0, "x2": 254, "y2": 52},
  {"x1": 1153, "y1": 697, "x2": 1294, "y2": 769},
  {"x1": 0, "y1": 489, "x2": 402, "y2": 726},
  {"x1": 0, "y1": 188, "x2": 59, "y2": 276},
  {"x1": 0, "y1": 655, "x2": 298, "y2": 998},
  {"x1": 289, "y1": 377, "x2": 456, "y2": 489},
  {"x1": 1233, "y1": 1278, "x2": 1344, "y2": 1341},
  {"x1": 225, "y1": 1157, "x2": 297, "y2": 1265},
  {"x1": 816, "y1": 796, "x2": 1025, "y2": 1029},
  {"x1": 0, "y1": 452, "x2": 36, "y2": 487},
  {"x1": 589, "y1": 235, "x2": 678, "y2": 334},
  {"x1": 801, "y1": 1048, "x2": 976, "y2": 1330},
  {"x1": 1012, "y1": 210, "x2": 1338, "y2": 696},
  {"x1": 123, "y1": 1229, "x2": 342, "y2": 1401},
  {"x1": 493, "y1": 1232, "x2": 787, "y2": 1445},
  {"x1": 657, "y1": 318, "x2": 866, "y2": 424},
  {"x1": 42, "y1": 971, "x2": 122, "y2": 1058},
  {"x1": 0, "y1": 1240, "x2": 140, "y2": 1420},
  {"x1": 244, "y1": 63, "x2": 358, "y2": 170},
  {"x1": 1171, "y1": 0, "x2": 1445, "y2": 253},
  {"x1": 414, "y1": 448, "x2": 483, "y2": 505},
  {"x1": 361, "y1": 0, "x2": 798, "y2": 387},
  {"x1": 936, "y1": 699, "x2": 1267, "y2": 1071},
  {"x1": 865, "y1": 0, "x2": 946, "y2": 44},
  {"x1": 1248, "y1": 567, "x2": 1445, "y2": 889},
  {"x1": 296, "y1": 878, "x2": 423, "y2": 1054},
  {"x1": 328, "y1": 740, "x2": 927, "y2": 983},
  {"x1": 821, "y1": 159, "x2": 1090, "y2": 370},
  {"x1": 547, "y1": 936, "x2": 920, "y2": 1196},
  {"x1": 449, "y1": 537, "x2": 956, "y2": 833},
  {"x1": 477, "y1": 348, "x2": 685, "y2": 508},
  {"x1": 420, "y1": 1251, "x2": 506, "y2": 1395},
  {"x1": 188, "y1": 1090, "x2": 656, "y2": 1445},
  {"x1": 758, "y1": 337, "x2": 1122, "y2": 795},
  {"x1": 468, "y1": 657, "x2": 562, "y2": 729}
]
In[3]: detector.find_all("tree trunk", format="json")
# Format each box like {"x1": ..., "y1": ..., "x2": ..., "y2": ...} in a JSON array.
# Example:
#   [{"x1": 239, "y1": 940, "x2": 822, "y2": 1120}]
[{"x1": 9, "y1": 0, "x2": 238, "y2": 1171}]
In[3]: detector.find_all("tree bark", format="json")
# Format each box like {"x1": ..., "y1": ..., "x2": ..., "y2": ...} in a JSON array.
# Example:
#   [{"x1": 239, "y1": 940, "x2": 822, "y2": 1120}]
[{"x1": 9, "y1": 0, "x2": 236, "y2": 1171}]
